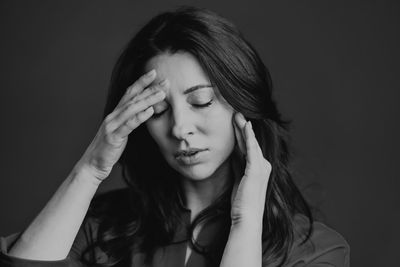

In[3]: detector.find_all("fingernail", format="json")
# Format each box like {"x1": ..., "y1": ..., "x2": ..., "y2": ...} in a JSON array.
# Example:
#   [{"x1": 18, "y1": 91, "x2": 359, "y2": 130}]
[
  {"x1": 146, "y1": 69, "x2": 156, "y2": 78},
  {"x1": 248, "y1": 121, "x2": 252, "y2": 129}
]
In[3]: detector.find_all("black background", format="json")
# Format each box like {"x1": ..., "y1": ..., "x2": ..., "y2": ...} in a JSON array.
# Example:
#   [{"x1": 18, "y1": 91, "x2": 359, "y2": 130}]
[{"x1": 0, "y1": 1, "x2": 399, "y2": 266}]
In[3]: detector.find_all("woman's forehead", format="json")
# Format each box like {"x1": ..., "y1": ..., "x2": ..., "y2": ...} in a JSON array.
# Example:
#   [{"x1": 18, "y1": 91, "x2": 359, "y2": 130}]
[{"x1": 144, "y1": 52, "x2": 212, "y2": 93}]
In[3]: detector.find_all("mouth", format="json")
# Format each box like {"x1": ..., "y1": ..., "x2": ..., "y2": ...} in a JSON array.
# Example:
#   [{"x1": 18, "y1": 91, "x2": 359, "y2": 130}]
[
  {"x1": 174, "y1": 148, "x2": 207, "y2": 157},
  {"x1": 174, "y1": 148, "x2": 208, "y2": 165}
]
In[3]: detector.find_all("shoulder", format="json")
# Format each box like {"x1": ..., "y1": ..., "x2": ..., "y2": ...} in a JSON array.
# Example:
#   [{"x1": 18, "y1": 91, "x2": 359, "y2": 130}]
[{"x1": 285, "y1": 213, "x2": 350, "y2": 266}]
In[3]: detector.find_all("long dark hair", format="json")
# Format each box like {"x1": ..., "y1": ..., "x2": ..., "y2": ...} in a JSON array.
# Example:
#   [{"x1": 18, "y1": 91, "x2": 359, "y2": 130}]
[{"x1": 81, "y1": 6, "x2": 313, "y2": 267}]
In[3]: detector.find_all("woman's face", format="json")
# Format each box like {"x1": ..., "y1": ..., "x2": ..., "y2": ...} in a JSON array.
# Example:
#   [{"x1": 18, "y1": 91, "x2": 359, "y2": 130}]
[{"x1": 145, "y1": 52, "x2": 235, "y2": 181}]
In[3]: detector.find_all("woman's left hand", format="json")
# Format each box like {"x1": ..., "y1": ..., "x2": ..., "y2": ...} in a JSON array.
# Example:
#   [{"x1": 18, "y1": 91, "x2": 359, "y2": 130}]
[{"x1": 230, "y1": 112, "x2": 272, "y2": 226}]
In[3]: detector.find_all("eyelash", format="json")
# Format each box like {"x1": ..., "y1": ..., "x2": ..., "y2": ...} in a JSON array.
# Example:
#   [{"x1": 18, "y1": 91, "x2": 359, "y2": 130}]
[
  {"x1": 193, "y1": 101, "x2": 213, "y2": 108},
  {"x1": 151, "y1": 100, "x2": 213, "y2": 119}
]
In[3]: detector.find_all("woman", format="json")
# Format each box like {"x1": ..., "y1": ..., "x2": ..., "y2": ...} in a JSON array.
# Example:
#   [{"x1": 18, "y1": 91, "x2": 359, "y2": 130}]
[{"x1": 0, "y1": 6, "x2": 349, "y2": 267}]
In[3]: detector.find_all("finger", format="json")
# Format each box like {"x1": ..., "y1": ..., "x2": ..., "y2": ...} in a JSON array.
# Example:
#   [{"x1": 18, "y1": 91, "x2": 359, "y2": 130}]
[
  {"x1": 133, "y1": 79, "x2": 169, "y2": 103},
  {"x1": 115, "y1": 107, "x2": 155, "y2": 139},
  {"x1": 234, "y1": 112, "x2": 247, "y2": 153},
  {"x1": 109, "y1": 79, "x2": 168, "y2": 123},
  {"x1": 233, "y1": 115, "x2": 246, "y2": 156},
  {"x1": 244, "y1": 121, "x2": 260, "y2": 165},
  {"x1": 114, "y1": 89, "x2": 166, "y2": 129},
  {"x1": 112, "y1": 90, "x2": 166, "y2": 137},
  {"x1": 234, "y1": 112, "x2": 247, "y2": 134},
  {"x1": 115, "y1": 69, "x2": 157, "y2": 110}
]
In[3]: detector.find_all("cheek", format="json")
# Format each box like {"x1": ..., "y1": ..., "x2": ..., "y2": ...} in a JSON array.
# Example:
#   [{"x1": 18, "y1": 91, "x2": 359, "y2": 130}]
[
  {"x1": 207, "y1": 109, "x2": 235, "y2": 146},
  {"x1": 145, "y1": 121, "x2": 165, "y2": 147}
]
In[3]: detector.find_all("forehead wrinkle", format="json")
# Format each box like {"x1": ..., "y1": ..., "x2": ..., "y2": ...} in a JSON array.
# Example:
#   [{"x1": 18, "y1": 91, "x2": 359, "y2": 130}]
[{"x1": 145, "y1": 52, "x2": 212, "y2": 95}]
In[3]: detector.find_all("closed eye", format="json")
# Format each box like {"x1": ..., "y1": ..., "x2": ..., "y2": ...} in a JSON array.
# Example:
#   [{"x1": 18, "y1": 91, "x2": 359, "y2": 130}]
[
  {"x1": 192, "y1": 100, "x2": 213, "y2": 108},
  {"x1": 151, "y1": 100, "x2": 213, "y2": 119},
  {"x1": 151, "y1": 109, "x2": 167, "y2": 118}
]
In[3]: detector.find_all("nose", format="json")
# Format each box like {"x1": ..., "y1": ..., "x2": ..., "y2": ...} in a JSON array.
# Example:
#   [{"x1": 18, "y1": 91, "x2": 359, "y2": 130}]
[{"x1": 170, "y1": 105, "x2": 195, "y2": 141}]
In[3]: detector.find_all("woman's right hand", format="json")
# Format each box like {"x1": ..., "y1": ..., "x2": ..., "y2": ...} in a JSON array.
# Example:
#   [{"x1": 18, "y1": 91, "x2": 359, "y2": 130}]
[{"x1": 77, "y1": 69, "x2": 167, "y2": 182}]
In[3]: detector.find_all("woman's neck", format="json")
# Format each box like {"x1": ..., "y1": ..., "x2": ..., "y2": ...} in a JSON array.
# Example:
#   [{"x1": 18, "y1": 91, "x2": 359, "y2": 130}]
[{"x1": 180, "y1": 157, "x2": 232, "y2": 221}]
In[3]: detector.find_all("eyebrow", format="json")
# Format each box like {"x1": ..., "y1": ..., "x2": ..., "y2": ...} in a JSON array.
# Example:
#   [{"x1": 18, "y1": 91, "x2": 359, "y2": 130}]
[{"x1": 183, "y1": 84, "x2": 213, "y2": 95}]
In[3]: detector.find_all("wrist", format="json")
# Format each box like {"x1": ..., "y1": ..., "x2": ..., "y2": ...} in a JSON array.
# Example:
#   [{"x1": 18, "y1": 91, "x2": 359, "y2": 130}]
[
  {"x1": 231, "y1": 214, "x2": 263, "y2": 232},
  {"x1": 222, "y1": 216, "x2": 263, "y2": 267},
  {"x1": 71, "y1": 162, "x2": 104, "y2": 188}
]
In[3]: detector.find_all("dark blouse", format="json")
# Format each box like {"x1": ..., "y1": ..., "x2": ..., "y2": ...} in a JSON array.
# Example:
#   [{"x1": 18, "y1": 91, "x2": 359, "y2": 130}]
[{"x1": 0, "y1": 188, "x2": 350, "y2": 267}]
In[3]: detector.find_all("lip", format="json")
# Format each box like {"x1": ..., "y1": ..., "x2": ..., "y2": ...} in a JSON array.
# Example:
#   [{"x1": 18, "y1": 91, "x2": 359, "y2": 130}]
[
  {"x1": 174, "y1": 148, "x2": 208, "y2": 165},
  {"x1": 174, "y1": 148, "x2": 207, "y2": 157}
]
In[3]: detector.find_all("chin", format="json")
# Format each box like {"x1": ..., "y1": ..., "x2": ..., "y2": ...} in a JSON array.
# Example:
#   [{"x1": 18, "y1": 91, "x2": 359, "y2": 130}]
[
  {"x1": 177, "y1": 163, "x2": 218, "y2": 181},
  {"x1": 164, "y1": 158, "x2": 214, "y2": 181},
  {"x1": 172, "y1": 156, "x2": 232, "y2": 183}
]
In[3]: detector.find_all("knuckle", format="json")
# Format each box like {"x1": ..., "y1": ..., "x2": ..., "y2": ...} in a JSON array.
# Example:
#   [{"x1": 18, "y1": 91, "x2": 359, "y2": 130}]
[
  {"x1": 147, "y1": 85, "x2": 158, "y2": 93},
  {"x1": 138, "y1": 75, "x2": 150, "y2": 87},
  {"x1": 122, "y1": 118, "x2": 136, "y2": 131},
  {"x1": 124, "y1": 117, "x2": 136, "y2": 127},
  {"x1": 103, "y1": 122, "x2": 114, "y2": 134},
  {"x1": 143, "y1": 93, "x2": 152, "y2": 101},
  {"x1": 122, "y1": 102, "x2": 138, "y2": 116},
  {"x1": 103, "y1": 132, "x2": 115, "y2": 145},
  {"x1": 143, "y1": 96, "x2": 155, "y2": 106},
  {"x1": 104, "y1": 114, "x2": 113, "y2": 124},
  {"x1": 126, "y1": 85, "x2": 139, "y2": 97},
  {"x1": 263, "y1": 159, "x2": 272, "y2": 171},
  {"x1": 250, "y1": 141, "x2": 258, "y2": 150},
  {"x1": 153, "y1": 84, "x2": 163, "y2": 92},
  {"x1": 131, "y1": 101, "x2": 145, "y2": 113},
  {"x1": 136, "y1": 113, "x2": 145, "y2": 122},
  {"x1": 133, "y1": 115, "x2": 143, "y2": 124},
  {"x1": 126, "y1": 99, "x2": 136, "y2": 107},
  {"x1": 137, "y1": 111, "x2": 149, "y2": 122}
]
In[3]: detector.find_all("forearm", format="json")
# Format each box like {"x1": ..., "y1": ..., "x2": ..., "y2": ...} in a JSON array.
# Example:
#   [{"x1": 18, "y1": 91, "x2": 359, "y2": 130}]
[
  {"x1": 8, "y1": 163, "x2": 101, "y2": 260},
  {"x1": 220, "y1": 217, "x2": 263, "y2": 267}
]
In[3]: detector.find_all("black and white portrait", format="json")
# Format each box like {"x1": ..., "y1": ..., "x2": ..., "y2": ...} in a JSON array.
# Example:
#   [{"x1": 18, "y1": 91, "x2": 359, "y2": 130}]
[{"x1": 0, "y1": 1, "x2": 399, "y2": 266}]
